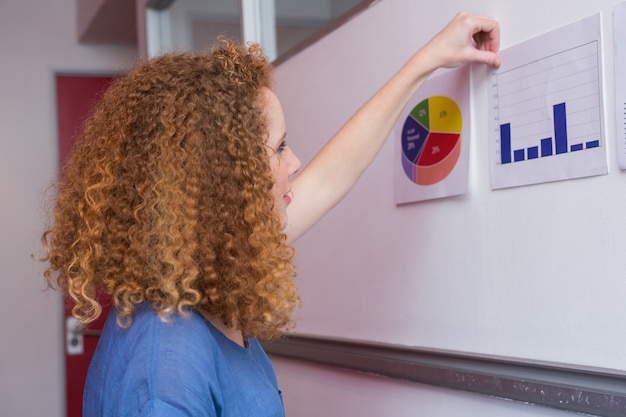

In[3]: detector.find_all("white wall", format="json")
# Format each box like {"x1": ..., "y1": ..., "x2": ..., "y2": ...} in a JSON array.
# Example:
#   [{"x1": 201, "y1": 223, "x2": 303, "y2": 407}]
[
  {"x1": 273, "y1": 0, "x2": 626, "y2": 415},
  {"x1": 0, "y1": 0, "x2": 137, "y2": 415}
]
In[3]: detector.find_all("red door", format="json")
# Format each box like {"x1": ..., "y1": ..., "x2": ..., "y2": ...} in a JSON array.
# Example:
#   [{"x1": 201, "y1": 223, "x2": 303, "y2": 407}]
[{"x1": 55, "y1": 74, "x2": 117, "y2": 417}]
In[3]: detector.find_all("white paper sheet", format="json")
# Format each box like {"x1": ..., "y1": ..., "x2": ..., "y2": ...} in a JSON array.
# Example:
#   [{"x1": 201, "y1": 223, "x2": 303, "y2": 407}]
[
  {"x1": 394, "y1": 66, "x2": 471, "y2": 204},
  {"x1": 488, "y1": 14, "x2": 608, "y2": 189},
  {"x1": 614, "y1": 2, "x2": 626, "y2": 169}
]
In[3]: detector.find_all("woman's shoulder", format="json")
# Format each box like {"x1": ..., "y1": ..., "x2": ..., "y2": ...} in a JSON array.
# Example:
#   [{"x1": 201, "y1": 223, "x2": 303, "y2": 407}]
[
  {"x1": 94, "y1": 305, "x2": 223, "y2": 392},
  {"x1": 86, "y1": 304, "x2": 280, "y2": 416},
  {"x1": 85, "y1": 306, "x2": 221, "y2": 415}
]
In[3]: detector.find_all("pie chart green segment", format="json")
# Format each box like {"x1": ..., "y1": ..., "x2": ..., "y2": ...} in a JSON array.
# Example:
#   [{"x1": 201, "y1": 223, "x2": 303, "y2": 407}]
[
  {"x1": 409, "y1": 99, "x2": 430, "y2": 129},
  {"x1": 401, "y1": 96, "x2": 462, "y2": 186}
]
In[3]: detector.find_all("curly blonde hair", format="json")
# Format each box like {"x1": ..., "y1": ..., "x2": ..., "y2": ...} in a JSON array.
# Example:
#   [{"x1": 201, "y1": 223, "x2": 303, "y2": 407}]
[{"x1": 41, "y1": 42, "x2": 299, "y2": 339}]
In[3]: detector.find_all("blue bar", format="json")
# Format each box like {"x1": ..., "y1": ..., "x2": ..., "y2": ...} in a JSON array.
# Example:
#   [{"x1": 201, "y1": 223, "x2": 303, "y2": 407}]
[
  {"x1": 586, "y1": 140, "x2": 600, "y2": 149},
  {"x1": 541, "y1": 138, "x2": 553, "y2": 157},
  {"x1": 571, "y1": 143, "x2": 583, "y2": 152},
  {"x1": 513, "y1": 149, "x2": 525, "y2": 162},
  {"x1": 554, "y1": 103, "x2": 568, "y2": 154},
  {"x1": 527, "y1": 146, "x2": 539, "y2": 159},
  {"x1": 500, "y1": 123, "x2": 512, "y2": 164}
]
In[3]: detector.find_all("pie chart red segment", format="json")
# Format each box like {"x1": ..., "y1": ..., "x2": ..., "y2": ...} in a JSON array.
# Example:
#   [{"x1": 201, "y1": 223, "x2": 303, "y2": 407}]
[{"x1": 418, "y1": 132, "x2": 461, "y2": 166}]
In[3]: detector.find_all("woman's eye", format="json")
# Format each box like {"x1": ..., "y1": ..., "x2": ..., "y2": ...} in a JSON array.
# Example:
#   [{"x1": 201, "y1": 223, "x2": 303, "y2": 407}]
[{"x1": 277, "y1": 140, "x2": 287, "y2": 153}]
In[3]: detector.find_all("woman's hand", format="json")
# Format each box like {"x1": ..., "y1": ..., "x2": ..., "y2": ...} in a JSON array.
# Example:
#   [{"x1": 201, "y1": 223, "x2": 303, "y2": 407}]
[{"x1": 421, "y1": 12, "x2": 501, "y2": 70}]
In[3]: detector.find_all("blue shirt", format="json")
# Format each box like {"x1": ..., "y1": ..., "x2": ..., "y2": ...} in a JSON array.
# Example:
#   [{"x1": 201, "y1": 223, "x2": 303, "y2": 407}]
[{"x1": 83, "y1": 304, "x2": 284, "y2": 417}]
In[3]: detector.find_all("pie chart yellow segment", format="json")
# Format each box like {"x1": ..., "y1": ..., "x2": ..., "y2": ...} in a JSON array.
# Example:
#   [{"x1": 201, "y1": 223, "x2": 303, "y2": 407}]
[{"x1": 429, "y1": 96, "x2": 462, "y2": 133}]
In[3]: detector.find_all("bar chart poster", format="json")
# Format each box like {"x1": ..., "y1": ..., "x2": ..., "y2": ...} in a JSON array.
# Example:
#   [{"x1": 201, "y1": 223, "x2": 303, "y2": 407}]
[
  {"x1": 488, "y1": 14, "x2": 608, "y2": 189},
  {"x1": 615, "y1": 2, "x2": 626, "y2": 169},
  {"x1": 394, "y1": 65, "x2": 470, "y2": 204}
]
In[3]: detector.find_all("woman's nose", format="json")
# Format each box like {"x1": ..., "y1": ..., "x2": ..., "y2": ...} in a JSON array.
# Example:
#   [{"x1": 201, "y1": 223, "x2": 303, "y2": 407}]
[{"x1": 289, "y1": 151, "x2": 302, "y2": 175}]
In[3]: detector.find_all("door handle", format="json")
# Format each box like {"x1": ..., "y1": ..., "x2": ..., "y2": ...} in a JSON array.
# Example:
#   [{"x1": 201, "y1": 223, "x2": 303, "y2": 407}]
[{"x1": 65, "y1": 317, "x2": 102, "y2": 355}]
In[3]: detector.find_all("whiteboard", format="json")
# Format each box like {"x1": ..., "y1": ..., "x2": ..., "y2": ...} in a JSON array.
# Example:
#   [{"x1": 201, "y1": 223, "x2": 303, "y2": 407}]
[{"x1": 273, "y1": 0, "x2": 626, "y2": 371}]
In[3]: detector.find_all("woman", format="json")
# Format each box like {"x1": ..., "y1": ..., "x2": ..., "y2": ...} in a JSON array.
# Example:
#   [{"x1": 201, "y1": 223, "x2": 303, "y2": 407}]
[{"x1": 41, "y1": 12, "x2": 500, "y2": 417}]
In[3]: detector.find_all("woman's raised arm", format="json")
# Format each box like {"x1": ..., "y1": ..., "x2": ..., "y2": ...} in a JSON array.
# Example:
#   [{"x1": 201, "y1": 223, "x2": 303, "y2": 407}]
[{"x1": 285, "y1": 12, "x2": 500, "y2": 243}]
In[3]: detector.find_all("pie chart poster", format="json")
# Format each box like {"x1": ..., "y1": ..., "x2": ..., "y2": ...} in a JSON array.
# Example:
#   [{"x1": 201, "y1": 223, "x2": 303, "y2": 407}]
[{"x1": 394, "y1": 65, "x2": 471, "y2": 205}]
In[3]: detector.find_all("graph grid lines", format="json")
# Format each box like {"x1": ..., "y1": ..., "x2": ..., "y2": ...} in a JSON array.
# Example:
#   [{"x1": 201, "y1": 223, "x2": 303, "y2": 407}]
[{"x1": 493, "y1": 40, "x2": 602, "y2": 166}]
